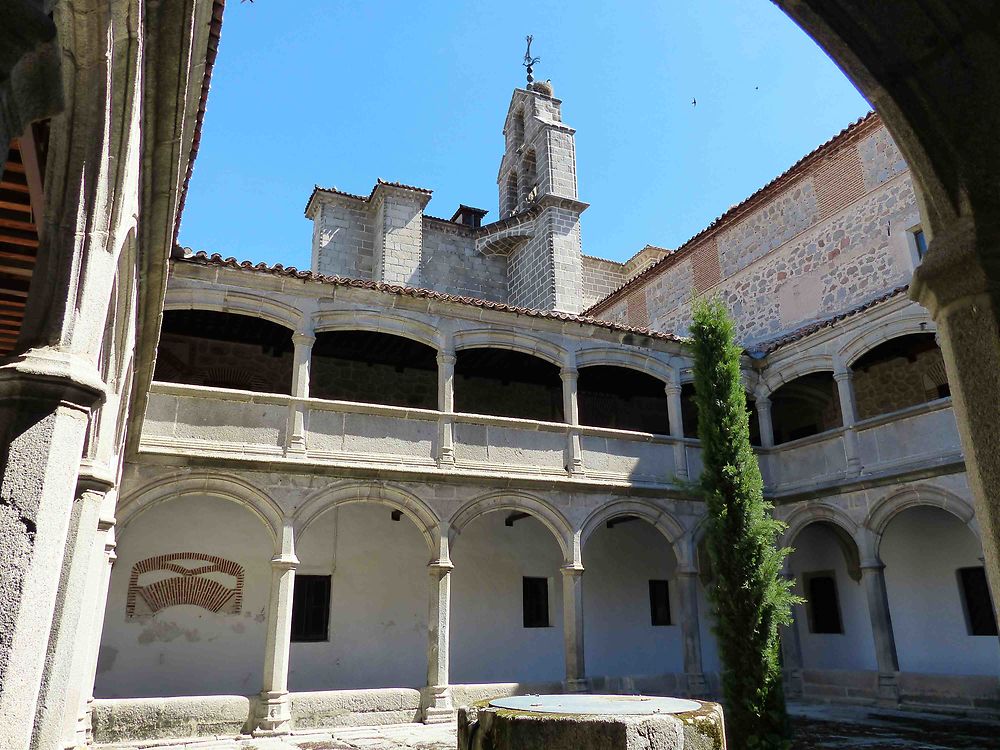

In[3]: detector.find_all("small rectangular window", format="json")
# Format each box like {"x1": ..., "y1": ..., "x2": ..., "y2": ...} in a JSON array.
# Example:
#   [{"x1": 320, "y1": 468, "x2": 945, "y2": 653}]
[
  {"x1": 914, "y1": 229, "x2": 928, "y2": 258},
  {"x1": 805, "y1": 572, "x2": 843, "y2": 634},
  {"x1": 958, "y1": 567, "x2": 999, "y2": 636},
  {"x1": 291, "y1": 575, "x2": 331, "y2": 642},
  {"x1": 523, "y1": 576, "x2": 550, "y2": 628},
  {"x1": 649, "y1": 580, "x2": 672, "y2": 626}
]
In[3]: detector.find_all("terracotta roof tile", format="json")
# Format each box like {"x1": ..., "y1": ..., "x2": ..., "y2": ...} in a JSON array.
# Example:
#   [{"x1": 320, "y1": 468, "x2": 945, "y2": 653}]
[{"x1": 174, "y1": 249, "x2": 687, "y2": 344}]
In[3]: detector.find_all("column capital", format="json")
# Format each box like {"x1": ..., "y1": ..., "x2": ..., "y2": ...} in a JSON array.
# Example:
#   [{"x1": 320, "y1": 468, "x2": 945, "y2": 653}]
[
  {"x1": 560, "y1": 564, "x2": 584, "y2": 576},
  {"x1": 833, "y1": 368, "x2": 853, "y2": 382},
  {"x1": 270, "y1": 555, "x2": 299, "y2": 570},
  {"x1": 428, "y1": 559, "x2": 454, "y2": 574},
  {"x1": 676, "y1": 566, "x2": 700, "y2": 578},
  {"x1": 664, "y1": 382, "x2": 682, "y2": 398},
  {"x1": 291, "y1": 332, "x2": 315, "y2": 346},
  {"x1": 560, "y1": 366, "x2": 578, "y2": 380},
  {"x1": 859, "y1": 558, "x2": 886, "y2": 572}
]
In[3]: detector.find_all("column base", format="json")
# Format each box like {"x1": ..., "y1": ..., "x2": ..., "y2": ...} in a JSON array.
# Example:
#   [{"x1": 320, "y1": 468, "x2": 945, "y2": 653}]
[
  {"x1": 877, "y1": 672, "x2": 900, "y2": 705},
  {"x1": 423, "y1": 685, "x2": 455, "y2": 723},
  {"x1": 425, "y1": 706, "x2": 457, "y2": 724},
  {"x1": 254, "y1": 691, "x2": 292, "y2": 736},
  {"x1": 563, "y1": 678, "x2": 590, "y2": 694},
  {"x1": 685, "y1": 672, "x2": 707, "y2": 698}
]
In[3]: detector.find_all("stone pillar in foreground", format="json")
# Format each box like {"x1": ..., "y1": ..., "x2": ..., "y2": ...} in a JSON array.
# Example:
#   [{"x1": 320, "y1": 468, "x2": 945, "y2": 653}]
[
  {"x1": 911, "y1": 217, "x2": 1000, "y2": 610},
  {"x1": 676, "y1": 568, "x2": 706, "y2": 696},
  {"x1": 664, "y1": 379, "x2": 688, "y2": 481},
  {"x1": 437, "y1": 349, "x2": 457, "y2": 466},
  {"x1": 561, "y1": 565, "x2": 587, "y2": 691},
  {"x1": 859, "y1": 560, "x2": 899, "y2": 703},
  {"x1": 256, "y1": 527, "x2": 298, "y2": 735},
  {"x1": 287, "y1": 331, "x2": 315, "y2": 454},
  {"x1": 424, "y1": 559, "x2": 454, "y2": 723},
  {"x1": 561, "y1": 364, "x2": 584, "y2": 474}
]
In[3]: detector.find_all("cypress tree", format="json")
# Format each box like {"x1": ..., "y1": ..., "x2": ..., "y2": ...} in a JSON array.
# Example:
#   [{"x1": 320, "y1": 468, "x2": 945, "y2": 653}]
[{"x1": 689, "y1": 298, "x2": 798, "y2": 750}]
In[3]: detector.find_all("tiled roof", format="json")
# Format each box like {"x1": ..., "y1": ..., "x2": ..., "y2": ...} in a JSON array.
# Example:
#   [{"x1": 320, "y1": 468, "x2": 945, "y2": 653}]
[
  {"x1": 305, "y1": 178, "x2": 434, "y2": 216},
  {"x1": 174, "y1": 249, "x2": 687, "y2": 344},
  {"x1": 583, "y1": 111, "x2": 882, "y2": 317},
  {"x1": 174, "y1": 0, "x2": 225, "y2": 242},
  {"x1": 752, "y1": 285, "x2": 911, "y2": 356}
]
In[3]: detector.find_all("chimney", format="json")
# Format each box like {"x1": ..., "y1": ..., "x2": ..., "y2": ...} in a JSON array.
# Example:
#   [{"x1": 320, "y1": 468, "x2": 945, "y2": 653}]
[{"x1": 450, "y1": 204, "x2": 489, "y2": 228}]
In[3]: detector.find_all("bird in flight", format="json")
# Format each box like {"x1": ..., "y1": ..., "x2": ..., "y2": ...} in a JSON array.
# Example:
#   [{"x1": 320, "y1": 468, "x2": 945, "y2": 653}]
[{"x1": 691, "y1": 97, "x2": 697, "y2": 107}]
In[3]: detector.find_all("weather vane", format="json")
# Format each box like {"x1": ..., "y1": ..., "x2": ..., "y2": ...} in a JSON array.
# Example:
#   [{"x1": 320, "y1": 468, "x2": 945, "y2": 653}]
[{"x1": 523, "y1": 35, "x2": 540, "y2": 85}]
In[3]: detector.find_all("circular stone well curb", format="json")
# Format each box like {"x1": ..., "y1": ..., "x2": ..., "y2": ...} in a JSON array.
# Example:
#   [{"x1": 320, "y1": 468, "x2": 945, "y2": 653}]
[{"x1": 458, "y1": 694, "x2": 726, "y2": 750}]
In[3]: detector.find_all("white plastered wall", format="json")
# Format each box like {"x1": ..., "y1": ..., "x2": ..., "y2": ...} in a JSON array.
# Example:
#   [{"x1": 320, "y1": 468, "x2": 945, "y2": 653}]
[
  {"x1": 288, "y1": 503, "x2": 429, "y2": 690},
  {"x1": 582, "y1": 520, "x2": 683, "y2": 677},
  {"x1": 450, "y1": 512, "x2": 565, "y2": 683},
  {"x1": 95, "y1": 495, "x2": 272, "y2": 698},
  {"x1": 881, "y1": 506, "x2": 999, "y2": 676},
  {"x1": 789, "y1": 524, "x2": 877, "y2": 671}
]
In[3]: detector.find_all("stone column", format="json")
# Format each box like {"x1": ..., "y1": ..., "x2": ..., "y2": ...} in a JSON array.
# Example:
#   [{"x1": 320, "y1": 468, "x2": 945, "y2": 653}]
[
  {"x1": 664, "y1": 380, "x2": 688, "y2": 481},
  {"x1": 778, "y1": 570, "x2": 804, "y2": 698},
  {"x1": 911, "y1": 218, "x2": 1000, "y2": 611},
  {"x1": 256, "y1": 526, "x2": 299, "y2": 736},
  {"x1": 425, "y1": 559, "x2": 454, "y2": 723},
  {"x1": 833, "y1": 368, "x2": 862, "y2": 474},
  {"x1": 437, "y1": 348, "x2": 457, "y2": 466},
  {"x1": 29, "y1": 476, "x2": 109, "y2": 750},
  {"x1": 859, "y1": 560, "x2": 899, "y2": 703},
  {"x1": 560, "y1": 365, "x2": 584, "y2": 474},
  {"x1": 676, "y1": 568, "x2": 706, "y2": 696},
  {"x1": 561, "y1": 565, "x2": 587, "y2": 691},
  {"x1": 755, "y1": 395, "x2": 775, "y2": 449},
  {"x1": 287, "y1": 332, "x2": 315, "y2": 455}
]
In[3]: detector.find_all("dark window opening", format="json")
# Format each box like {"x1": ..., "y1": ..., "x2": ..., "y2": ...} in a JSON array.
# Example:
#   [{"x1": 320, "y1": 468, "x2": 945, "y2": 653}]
[
  {"x1": 455, "y1": 348, "x2": 563, "y2": 422},
  {"x1": 805, "y1": 572, "x2": 843, "y2": 634},
  {"x1": 578, "y1": 366, "x2": 668, "y2": 433},
  {"x1": 680, "y1": 383, "x2": 761, "y2": 446},
  {"x1": 958, "y1": 567, "x2": 998, "y2": 636},
  {"x1": 311, "y1": 330, "x2": 438, "y2": 409},
  {"x1": 914, "y1": 229, "x2": 928, "y2": 258},
  {"x1": 523, "y1": 576, "x2": 550, "y2": 628},
  {"x1": 771, "y1": 372, "x2": 841, "y2": 444},
  {"x1": 649, "y1": 579, "x2": 672, "y2": 626},
  {"x1": 291, "y1": 574, "x2": 331, "y2": 642},
  {"x1": 154, "y1": 310, "x2": 294, "y2": 393},
  {"x1": 851, "y1": 333, "x2": 948, "y2": 419}
]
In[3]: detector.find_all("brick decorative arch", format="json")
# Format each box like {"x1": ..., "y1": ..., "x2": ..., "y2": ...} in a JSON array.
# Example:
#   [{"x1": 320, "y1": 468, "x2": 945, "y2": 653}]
[{"x1": 126, "y1": 552, "x2": 244, "y2": 617}]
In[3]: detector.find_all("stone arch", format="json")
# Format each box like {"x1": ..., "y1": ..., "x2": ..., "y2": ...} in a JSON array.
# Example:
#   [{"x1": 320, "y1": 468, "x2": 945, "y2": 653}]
[
  {"x1": 163, "y1": 288, "x2": 303, "y2": 333},
  {"x1": 293, "y1": 481, "x2": 442, "y2": 559},
  {"x1": 839, "y1": 312, "x2": 937, "y2": 368},
  {"x1": 453, "y1": 328, "x2": 566, "y2": 368},
  {"x1": 575, "y1": 347, "x2": 674, "y2": 384},
  {"x1": 117, "y1": 472, "x2": 285, "y2": 554},
  {"x1": 865, "y1": 485, "x2": 979, "y2": 558},
  {"x1": 760, "y1": 353, "x2": 836, "y2": 395},
  {"x1": 312, "y1": 309, "x2": 441, "y2": 352},
  {"x1": 449, "y1": 491, "x2": 575, "y2": 566},
  {"x1": 579, "y1": 500, "x2": 687, "y2": 567},
  {"x1": 780, "y1": 502, "x2": 862, "y2": 580}
]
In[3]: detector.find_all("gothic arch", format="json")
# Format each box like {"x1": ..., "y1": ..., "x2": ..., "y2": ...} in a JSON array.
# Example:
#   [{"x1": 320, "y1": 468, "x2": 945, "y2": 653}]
[
  {"x1": 163, "y1": 288, "x2": 303, "y2": 333},
  {"x1": 579, "y1": 500, "x2": 688, "y2": 567},
  {"x1": 575, "y1": 347, "x2": 674, "y2": 384},
  {"x1": 865, "y1": 485, "x2": 979, "y2": 557},
  {"x1": 293, "y1": 481, "x2": 442, "y2": 558},
  {"x1": 449, "y1": 490, "x2": 575, "y2": 565},
  {"x1": 312, "y1": 309, "x2": 441, "y2": 352},
  {"x1": 117, "y1": 471, "x2": 285, "y2": 553},
  {"x1": 453, "y1": 328, "x2": 566, "y2": 368},
  {"x1": 839, "y1": 311, "x2": 937, "y2": 368}
]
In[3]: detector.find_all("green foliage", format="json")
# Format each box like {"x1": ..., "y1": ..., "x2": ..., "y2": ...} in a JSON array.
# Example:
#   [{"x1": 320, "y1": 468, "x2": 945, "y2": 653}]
[{"x1": 689, "y1": 298, "x2": 799, "y2": 750}]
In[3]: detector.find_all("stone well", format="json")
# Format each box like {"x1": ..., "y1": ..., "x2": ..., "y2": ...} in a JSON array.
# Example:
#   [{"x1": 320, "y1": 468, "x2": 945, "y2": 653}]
[{"x1": 458, "y1": 694, "x2": 726, "y2": 750}]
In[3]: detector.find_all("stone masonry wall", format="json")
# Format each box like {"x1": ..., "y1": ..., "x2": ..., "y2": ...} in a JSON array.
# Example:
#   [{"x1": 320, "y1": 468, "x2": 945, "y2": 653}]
[
  {"x1": 313, "y1": 201, "x2": 374, "y2": 279},
  {"x1": 508, "y1": 228, "x2": 553, "y2": 311},
  {"x1": 853, "y1": 347, "x2": 949, "y2": 420},
  {"x1": 613, "y1": 122, "x2": 919, "y2": 345},
  {"x1": 581, "y1": 256, "x2": 626, "y2": 309},
  {"x1": 374, "y1": 191, "x2": 424, "y2": 287},
  {"x1": 420, "y1": 221, "x2": 508, "y2": 303}
]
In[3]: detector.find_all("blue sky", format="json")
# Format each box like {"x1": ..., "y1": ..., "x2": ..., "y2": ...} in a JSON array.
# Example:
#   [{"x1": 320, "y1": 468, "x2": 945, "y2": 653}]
[{"x1": 178, "y1": 0, "x2": 871, "y2": 269}]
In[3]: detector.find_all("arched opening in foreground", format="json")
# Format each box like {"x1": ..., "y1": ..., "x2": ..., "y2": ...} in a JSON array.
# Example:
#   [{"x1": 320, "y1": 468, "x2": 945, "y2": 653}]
[
  {"x1": 770, "y1": 372, "x2": 841, "y2": 444},
  {"x1": 454, "y1": 347, "x2": 563, "y2": 422},
  {"x1": 578, "y1": 365, "x2": 669, "y2": 433}
]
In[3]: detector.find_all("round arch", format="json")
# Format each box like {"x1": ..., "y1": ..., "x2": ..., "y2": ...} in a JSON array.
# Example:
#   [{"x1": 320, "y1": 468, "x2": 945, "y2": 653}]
[
  {"x1": 780, "y1": 502, "x2": 863, "y2": 580},
  {"x1": 117, "y1": 471, "x2": 284, "y2": 553},
  {"x1": 840, "y1": 313, "x2": 937, "y2": 368},
  {"x1": 761, "y1": 354, "x2": 836, "y2": 395},
  {"x1": 575, "y1": 348, "x2": 674, "y2": 384},
  {"x1": 453, "y1": 328, "x2": 566, "y2": 369},
  {"x1": 312, "y1": 309, "x2": 441, "y2": 352},
  {"x1": 163, "y1": 290, "x2": 303, "y2": 333},
  {"x1": 449, "y1": 491, "x2": 575, "y2": 565},
  {"x1": 293, "y1": 481, "x2": 442, "y2": 559},
  {"x1": 866, "y1": 485, "x2": 979, "y2": 557},
  {"x1": 580, "y1": 500, "x2": 687, "y2": 566}
]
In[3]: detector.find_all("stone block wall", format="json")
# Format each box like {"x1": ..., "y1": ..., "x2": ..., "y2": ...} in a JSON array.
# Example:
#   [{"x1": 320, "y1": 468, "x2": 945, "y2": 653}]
[
  {"x1": 313, "y1": 201, "x2": 374, "y2": 279},
  {"x1": 507, "y1": 206, "x2": 584, "y2": 314},
  {"x1": 581, "y1": 256, "x2": 626, "y2": 309},
  {"x1": 374, "y1": 188, "x2": 425, "y2": 286},
  {"x1": 420, "y1": 221, "x2": 508, "y2": 302},
  {"x1": 853, "y1": 347, "x2": 949, "y2": 420}
]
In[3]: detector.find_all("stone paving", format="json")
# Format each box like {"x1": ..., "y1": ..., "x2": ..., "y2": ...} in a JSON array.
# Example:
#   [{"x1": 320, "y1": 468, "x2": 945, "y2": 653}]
[{"x1": 101, "y1": 704, "x2": 1000, "y2": 750}]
